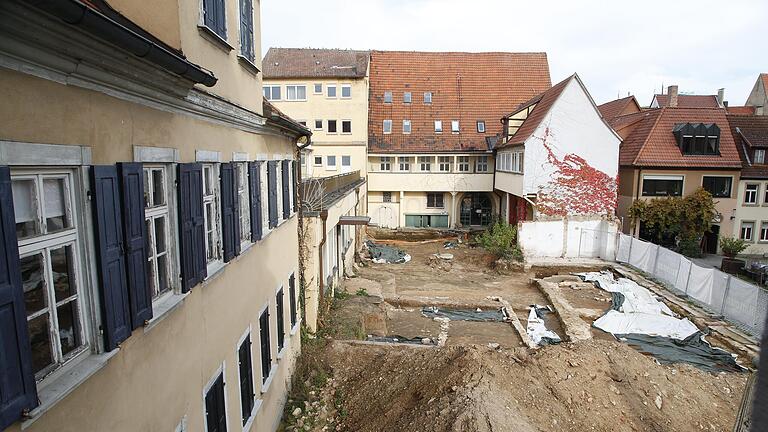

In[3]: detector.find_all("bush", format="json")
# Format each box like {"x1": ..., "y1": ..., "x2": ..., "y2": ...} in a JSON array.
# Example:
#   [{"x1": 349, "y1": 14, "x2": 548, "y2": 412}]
[
  {"x1": 678, "y1": 236, "x2": 702, "y2": 258},
  {"x1": 477, "y1": 221, "x2": 523, "y2": 261},
  {"x1": 720, "y1": 236, "x2": 749, "y2": 258}
]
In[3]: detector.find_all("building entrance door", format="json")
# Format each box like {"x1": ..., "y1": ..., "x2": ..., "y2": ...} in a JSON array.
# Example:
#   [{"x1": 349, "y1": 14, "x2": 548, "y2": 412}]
[{"x1": 460, "y1": 193, "x2": 492, "y2": 226}]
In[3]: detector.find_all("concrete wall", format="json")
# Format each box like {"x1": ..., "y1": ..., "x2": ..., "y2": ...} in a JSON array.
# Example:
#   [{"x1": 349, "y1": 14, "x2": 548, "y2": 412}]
[
  {"x1": 1, "y1": 67, "x2": 299, "y2": 432},
  {"x1": 519, "y1": 218, "x2": 619, "y2": 259},
  {"x1": 733, "y1": 180, "x2": 768, "y2": 255}
]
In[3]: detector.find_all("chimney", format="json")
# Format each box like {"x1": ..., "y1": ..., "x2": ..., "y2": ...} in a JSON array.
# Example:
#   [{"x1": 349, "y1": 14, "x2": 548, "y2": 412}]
[
  {"x1": 668, "y1": 85, "x2": 678, "y2": 107},
  {"x1": 717, "y1": 88, "x2": 725, "y2": 107}
]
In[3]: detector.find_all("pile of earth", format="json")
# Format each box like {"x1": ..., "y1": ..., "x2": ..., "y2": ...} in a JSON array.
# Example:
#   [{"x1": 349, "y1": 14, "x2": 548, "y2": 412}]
[{"x1": 324, "y1": 339, "x2": 747, "y2": 432}]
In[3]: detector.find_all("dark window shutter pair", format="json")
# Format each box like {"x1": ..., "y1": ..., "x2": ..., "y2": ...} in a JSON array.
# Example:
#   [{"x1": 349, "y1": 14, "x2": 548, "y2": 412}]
[
  {"x1": 267, "y1": 161, "x2": 278, "y2": 229},
  {"x1": 220, "y1": 163, "x2": 240, "y2": 262},
  {"x1": 291, "y1": 160, "x2": 298, "y2": 213},
  {"x1": 203, "y1": 0, "x2": 226, "y2": 38},
  {"x1": 248, "y1": 162, "x2": 263, "y2": 241},
  {"x1": 91, "y1": 164, "x2": 153, "y2": 351},
  {"x1": 238, "y1": 336, "x2": 255, "y2": 425},
  {"x1": 239, "y1": 0, "x2": 254, "y2": 61},
  {"x1": 259, "y1": 309, "x2": 271, "y2": 383},
  {"x1": 289, "y1": 273, "x2": 297, "y2": 327},
  {"x1": 281, "y1": 160, "x2": 291, "y2": 219},
  {"x1": 204, "y1": 373, "x2": 227, "y2": 432},
  {"x1": 178, "y1": 164, "x2": 207, "y2": 292},
  {"x1": 0, "y1": 166, "x2": 38, "y2": 429},
  {"x1": 276, "y1": 289, "x2": 285, "y2": 351}
]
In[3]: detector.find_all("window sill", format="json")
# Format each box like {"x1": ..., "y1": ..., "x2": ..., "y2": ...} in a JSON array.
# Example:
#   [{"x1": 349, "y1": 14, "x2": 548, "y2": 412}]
[
  {"x1": 144, "y1": 292, "x2": 189, "y2": 334},
  {"x1": 237, "y1": 55, "x2": 260, "y2": 75},
  {"x1": 290, "y1": 319, "x2": 301, "y2": 336},
  {"x1": 261, "y1": 367, "x2": 276, "y2": 394},
  {"x1": 197, "y1": 25, "x2": 233, "y2": 52},
  {"x1": 276, "y1": 345, "x2": 287, "y2": 360},
  {"x1": 204, "y1": 261, "x2": 227, "y2": 284},
  {"x1": 22, "y1": 350, "x2": 120, "y2": 429}
]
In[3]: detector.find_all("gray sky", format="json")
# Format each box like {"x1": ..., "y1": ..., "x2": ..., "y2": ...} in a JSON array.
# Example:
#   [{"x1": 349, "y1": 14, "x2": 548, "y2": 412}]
[{"x1": 261, "y1": 0, "x2": 767, "y2": 106}]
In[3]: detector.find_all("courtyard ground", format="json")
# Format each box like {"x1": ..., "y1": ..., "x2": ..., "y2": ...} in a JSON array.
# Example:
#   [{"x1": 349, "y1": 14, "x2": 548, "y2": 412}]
[{"x1": 281, "y1": 234, "x2": 752, "y2": 432}]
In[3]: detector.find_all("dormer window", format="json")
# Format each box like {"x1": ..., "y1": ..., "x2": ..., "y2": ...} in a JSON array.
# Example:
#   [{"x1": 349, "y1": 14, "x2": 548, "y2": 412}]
[
  {"x1": 672, "y1": 123, "x2": 720, "y2": 155},
  {"x1": 755, "y1": 149, "x2": 766, "y2": 164}
]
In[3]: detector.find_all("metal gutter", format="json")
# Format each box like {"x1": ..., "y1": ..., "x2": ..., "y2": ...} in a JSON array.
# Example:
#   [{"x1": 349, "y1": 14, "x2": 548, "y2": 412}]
[{"x1": 24, "y1": 0, "x2": 218, "y2": 87}]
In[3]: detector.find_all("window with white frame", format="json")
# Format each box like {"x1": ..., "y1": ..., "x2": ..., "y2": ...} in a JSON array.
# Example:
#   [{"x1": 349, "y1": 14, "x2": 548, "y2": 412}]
[
  {"x1": 403, "y1": 92, "x2": 412, "y2": 104},
  {"x1": 202, "y1": 164, "x2": 222, "y2": 265},
  {"x1": 426, "y1": 192, "x2": 444, "y2": 208},
  {"x1": 399, "y1": 157, "x2": 411, "y2": 171},
  {"x1": 745, "y1": 184, "x2": 759, "y2": 205},
  {"x1": 327, "y1": 120, "x2": 338, "y2": 134},
  {"x1": 383, "y1": 91, "x2": 392, "y2": 103},
  {"x1": 765, "y1": 185, "x2": 768, "y2": 204},
  {"x1": 285, "y1": 85, "x2": 307, "y2": 101},
  {"x1": 457, "y1": 156, "x2": 470, "y2": 172},
  {"x1": 379, "y1": 156, "x2": 391, "y2": 171},
  {"x1": 476, "y1": 155, "x2": 488, "y2": 172},
  {"x1": 383, "y1": 120, "x2": 392, "y2": 134},
  {"x1": 327, "y1": 85, "x2": 337, "y2": 98},
  {"x1": 341, "y1": 84, "x2": 352, "y2": 98},
  {"x1": 755, "y1": 149, "x2": 765, "y2": 164},
  {"x1": 313, "y1": 156, "x2": 322, "y2": 166},
  {"x1": 476, "y1": 121, "x2": 486, "y2": 133},
  {"x1": 424, "y1": 92, "x2": 432, "y2": 104},
  {"x1": 451, "y1": 120, "x2": 460, "y2": 133},
  {"x1": 314, "y1": 120, "x2": 322, "y2": 130},
  {"x1": 263, "y1": 85, "x2": 281, "y2": 101},
  {"x1": 341, "y1": 120, "x2": 352, "y2": 134},
  {"x1": 761, "y1": 222, "x2": 768, "y2": 242},
  {"x1": 402, "y1": 120, "x2": 411, "y2": 134},
  {"x1": 143, "y1": 166, "x2": 173, "y2": 300},
  {"x1": 326, "y1": 155, "x2": 337, "y2": 170},
  {"x1": 313, "y1": 83, "x2": 322, "y2": 94},
  {"x1": 235, "y1": 163, "x2": 251, "y2": 244},
  {"x1": 382, "y1": 191, "x2": 392, "y2": 203},
  {"x1": 419, "y1": 156, "x2": 431, "y2": 172},
  {"x1": 13, "y1": 171, "x2": 86, "y2": 378},
  {"x1": 341, "y1": 156, "x2": 351, "y2": 172},
  {"x1": 741, "y1": 221, "x2": 755, "y2": 241},
  {"x1": 434, "y1": 120, "x2": 442, "y2": 133},
  {"x1": 438, "y1": 156, "x2": 450, "y2": 172}
]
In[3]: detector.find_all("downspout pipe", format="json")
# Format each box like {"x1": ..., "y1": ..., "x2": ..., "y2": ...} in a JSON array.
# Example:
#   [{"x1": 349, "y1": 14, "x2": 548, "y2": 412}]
[
  {"x1": 25, "y1": 0, "x2": 217, "y2": 86},
  {"x1": 318, "y1": 210, "x2": 328, "y2": 297}
]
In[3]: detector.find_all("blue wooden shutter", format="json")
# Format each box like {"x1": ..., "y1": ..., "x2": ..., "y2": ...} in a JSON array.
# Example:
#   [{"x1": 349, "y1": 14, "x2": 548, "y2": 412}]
[
  {"x1": 248, "y1": 162, "x2": 262, "y2": 241},
  {"x1": 289, "y1": 273, "x2": 297, "y2": 327},
  {"x1": 118, "y1": 163, "x2": 152, "y2": 328},
  {"x1": 238, "y1": 336, "x2": 254, "y2": 425},
  {"x1": 178, "y1": 164, "x2": 207, "y2": 292},
  {"x1": 276, "y1": 288, "x2": 285, "y2": 351},
  {"x1": 239, "y1": 0, "x2": 254, "y2": 61},
  {"x1": 214, "y1": 0, "x2": 226, "y2": 37},
  {"x1": 0, "y1": 166, "x2": 38, "y2": 429},
  {"x1": 291, "y1": 160, "x2": 298, "y2": 213},
  {"x1": 281, "y1": 160, "x2": 290, "y2": 219},
  {"x1": 203, "y1": 0, "x2": 215, "y2": 29},
  {"x1": 91, "y1": 165, "x2": 132, "y2": 351},
  {"x1": 267, "y1": 161, "x2": 278, "y2": 228},
  {"x1": 205, "y1": 374, "x2": 227, "y2": 432},
  {"x1": 259, "y1": 309, "x2": 271, "y2": 382},
  {"x1": 220, "y1": 163, "x2": 240, "y2": 262}
]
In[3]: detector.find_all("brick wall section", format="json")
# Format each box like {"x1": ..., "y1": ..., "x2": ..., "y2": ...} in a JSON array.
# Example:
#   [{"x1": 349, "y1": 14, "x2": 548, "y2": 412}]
[{"x1": 368, "y1": 51, "x2": 551, "y2": 153}]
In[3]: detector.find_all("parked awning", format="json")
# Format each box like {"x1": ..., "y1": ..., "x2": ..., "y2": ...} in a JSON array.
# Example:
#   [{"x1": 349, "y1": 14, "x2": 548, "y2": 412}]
[{"x1": 339, "y1": 216, "x2": 371, "y2": 225}]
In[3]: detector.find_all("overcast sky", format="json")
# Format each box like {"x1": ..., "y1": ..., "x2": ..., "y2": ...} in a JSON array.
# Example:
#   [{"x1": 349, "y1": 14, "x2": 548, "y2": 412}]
[{"x1": 261, "y1": 0, "x2": 767, "y2": 106}]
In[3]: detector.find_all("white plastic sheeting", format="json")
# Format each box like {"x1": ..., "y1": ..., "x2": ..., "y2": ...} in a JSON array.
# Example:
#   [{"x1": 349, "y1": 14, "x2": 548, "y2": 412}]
[
  {"x1": 581, "y1": 271, "x2": 699, "y2": 340},
  {"x1": 526, "y1": 306, "x2": 561, "y2": 345}
]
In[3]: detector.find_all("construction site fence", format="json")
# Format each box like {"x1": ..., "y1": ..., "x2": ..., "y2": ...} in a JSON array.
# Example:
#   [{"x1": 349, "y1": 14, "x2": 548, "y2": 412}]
[{"x1": 614, "y1": 233, "x2": 767, "y2": 338}]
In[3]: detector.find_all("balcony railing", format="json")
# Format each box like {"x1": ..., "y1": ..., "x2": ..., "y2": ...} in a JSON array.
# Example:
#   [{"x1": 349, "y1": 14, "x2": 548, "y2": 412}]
[{"x1": 300, "y1": 170, "x2": 364, "y2": 213}]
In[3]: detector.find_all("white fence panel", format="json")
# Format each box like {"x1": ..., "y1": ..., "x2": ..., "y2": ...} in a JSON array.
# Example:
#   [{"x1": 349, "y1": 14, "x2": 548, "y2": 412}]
[
  {"x1": 687, "y1": 266, "x2": 714, "y2": 305},
  {"x1": 655, "y1": 248, "x2": 682, "y2": 286},
  {"x1": 710, "y1": 270, "x2": 730, "y2": 314},
  {"x1": 628, "y1": 238, "x2": 652, "y2": 270},
  {"x1": 674, "y1": 258, "x2": 692, "y2": 294},
  {"x1": 723, "y1": 278, "x2": 760, "y2": 331},
  {"x1": 616, "y1": 234, "x2": 631, "y2": 263}
]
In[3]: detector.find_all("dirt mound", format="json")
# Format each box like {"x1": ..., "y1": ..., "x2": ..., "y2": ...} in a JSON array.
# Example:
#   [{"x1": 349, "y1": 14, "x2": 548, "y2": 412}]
[{"x1": 326, "y1": 340, "x2": 747, "y2": 432}]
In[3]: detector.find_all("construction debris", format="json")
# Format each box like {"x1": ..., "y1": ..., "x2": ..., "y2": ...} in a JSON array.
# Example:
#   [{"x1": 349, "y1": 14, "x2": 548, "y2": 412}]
[
  {"x1": 364, "y1": 240, "x2": 411, "y2": 264},
  {"x1": 526, "y1": 305, "x2": 562, "y2": 346}
]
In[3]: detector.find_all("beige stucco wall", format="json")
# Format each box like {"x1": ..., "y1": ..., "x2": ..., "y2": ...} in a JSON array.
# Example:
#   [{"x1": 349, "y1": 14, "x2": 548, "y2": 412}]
[
  {"x1": 303, "y1": 144, "x2": 368, "y2": 178},
  {"x1": 1, "y1": 68, "x2": 299, "y2": 432},
  {"x1": 108, "y1": 0, "x2": 182, "y2": 49},
  {"x1": 368, "y1": 171, "x2": 494, "y2": 193},
  {"x1": 494, "y1": 171, "x2": 524, "y2": 196},
  {"x1": 617, "y1": 167, "x2": 739, "y2": 249},
  {"x1": 733, "y1": 180, "x2": 768, "y2": 255}
]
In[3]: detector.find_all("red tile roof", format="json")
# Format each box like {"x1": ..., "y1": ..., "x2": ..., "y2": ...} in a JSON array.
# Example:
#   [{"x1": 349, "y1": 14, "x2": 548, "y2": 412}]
[
  {"x1": 597, "y1": 96, "x2": 641, "y2": 121},
  {"x1": 262, "y1": 48, "x2": 370, "y2": 79},
  {"x1": 618, "y1": 107, "x2": 741, "y2": 168},
  {"x1": 367, "y1": 51, "x2": 551, "y2": 153},
  {"x1": 652, "y1": 94, "x2": 721, "y2": 108},
  {"x1": 728, "y1": 114, "x2": 768, "y2": 178},
  {"x1": 496, "y1": 75, "x2": 573, "y2": 149},
  {"x1": 726, "y1": 106, "x2": 756, "y2": 115}
]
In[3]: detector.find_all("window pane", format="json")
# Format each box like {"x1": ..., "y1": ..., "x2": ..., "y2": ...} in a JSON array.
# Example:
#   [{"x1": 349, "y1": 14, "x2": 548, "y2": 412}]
[
  {"x1": 287, "y1": 86, "x2": 296, "y2": 100},
  {"x1": 51, "y1": 245, "x2": 76, "y2": 302},
  {"x1": 341, "y1": 86, "x2": 351, "y2": 98},
  {"x1": 143, "y1": 169, "x2": 151, "y2": 207},
  {"x1": 44, "y1": 178, "x2": 70, "y2": 232},
  {"x1": 12, "y1": 179, "x2": 40, "y2": 239},
  {"x1": 152, "y1": 169, "x2": 165, "y2": 206},
  {"x1": 298, "y1": 86, "x2": 306, "y2": 99},
  {"x1": 28, "y1": 314, "x2": 53, "y2": 374},
  {"x1": 157, "y1": 254, "x2": 169, "y2": 296},
  {"x1": 155, "y1": 217, "x2": 167, "y2": 254},
  {"x1": 204, "y1": 166, "x2": 213, "y2": 196},
  {"x1": 21, "y1": 253, "x2": 46, "y2": 316},
  {"x1": 145, "y1": 219, "x2": 153, "y2": 256},
  {"x1": 272, "y1": 86, "x2": 281, "y2": 100},
  {"x1": 56, "y1": 300, "x2": 81, "y2": 357}
]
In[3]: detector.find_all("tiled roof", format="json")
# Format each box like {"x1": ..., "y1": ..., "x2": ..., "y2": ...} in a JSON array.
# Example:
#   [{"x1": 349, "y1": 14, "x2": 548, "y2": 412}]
[
  {"x1": 262, "y1": 48, "x2": 369, "y2": 79},
  {"x1": 652, "y1": 94, "x2": 721, "y2": 108},
  {"x1": 726, "y1": 106, "x2": 756, "y2": 115},
  {"x1": 496, "y1": 75, "x2": 573, "y2": 149},
  {"x1": 262, "y1": 99, "x2": 311, "y2": 134},
  {"x1": 598, "y1": 96, "x2": 641, "y2": 121},
  {"x1": 367, "y1": 51, "x2": 551, "y2": 153},
  {"x1": 619, "y1": 107, "x2": 741, "y2": 168},
  {"x1": 728, "y1": 114, "x2": 768, "y2": 178}
]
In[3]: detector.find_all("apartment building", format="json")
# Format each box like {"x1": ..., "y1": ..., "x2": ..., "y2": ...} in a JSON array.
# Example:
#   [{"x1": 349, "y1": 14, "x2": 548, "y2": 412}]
[
  {"x1": 603, "y1": 88, "x2": 742, "y2": 254},
  {"x1": 261, "y1": 48, "x2": 370, "y2": 179},
  {"x1": 366, "y1": 51, "x2": 551, "y2": 229},
  {"x1": 0, "y1": 1, "x2": 307, "y2": 431},
  {"x1": 495, "y1": 74, "x2": 621, "y2": 258},
  {"x1": 728, "y1": 115, "x2": 768, "y2": 254}
]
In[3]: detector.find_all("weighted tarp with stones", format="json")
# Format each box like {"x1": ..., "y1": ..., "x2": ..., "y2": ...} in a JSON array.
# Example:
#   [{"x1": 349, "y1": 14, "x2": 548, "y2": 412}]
[
  {"x1": 364, "y1": 240, "x2": 411, "y2": 264},
  {"x1": 578, "y1": 271, "x2": 743, "y2": 372},
  {"x1": 421, "y1": 306, "x2": 504, "y2": 322}
]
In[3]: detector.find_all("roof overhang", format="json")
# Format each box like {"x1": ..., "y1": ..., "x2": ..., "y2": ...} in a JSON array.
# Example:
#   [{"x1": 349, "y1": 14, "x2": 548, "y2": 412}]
[{"x1": 338, "y1": 216, "x2": 371, "y2": 225}]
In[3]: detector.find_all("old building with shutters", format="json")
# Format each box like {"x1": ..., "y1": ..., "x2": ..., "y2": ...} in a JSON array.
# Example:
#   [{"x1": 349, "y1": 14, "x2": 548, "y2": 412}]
[{"x1": 0, "y1": 0, "x2": 306, "y2": 431}]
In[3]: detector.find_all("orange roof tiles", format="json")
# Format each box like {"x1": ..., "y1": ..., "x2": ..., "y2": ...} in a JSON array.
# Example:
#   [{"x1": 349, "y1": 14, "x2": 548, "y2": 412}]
[
  {"x1": 652, "y1": 94, "x2": 720, "y2": 108},
  {"x1": 367, "y1": 51, "x2": 551, "y2": 153},
  {"x1": 598, "y1": 96, "x2": 641, "y2": 121},
  {"x1": 618, "y1": 107, "x2": 741, "y2": 168},
  {"x1": 262, "y1": 48, "x2": 369, "y2": 79},
  {"x1": 726, "y1": 106, "x2": 756, "y2": 115}
]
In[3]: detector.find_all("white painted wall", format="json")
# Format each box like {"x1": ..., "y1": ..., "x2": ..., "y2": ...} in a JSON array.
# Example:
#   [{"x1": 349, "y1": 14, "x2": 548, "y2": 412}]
[{"x1": 519, "y1": 219, "x2": 619, "y2": 258}]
